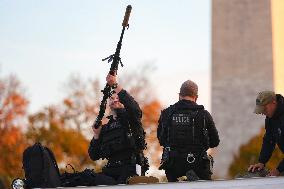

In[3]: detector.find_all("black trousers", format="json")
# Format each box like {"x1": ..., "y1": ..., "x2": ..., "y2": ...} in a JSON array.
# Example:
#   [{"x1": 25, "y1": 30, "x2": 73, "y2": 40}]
[
  {"x1": 164, "y1": 155, "x2": 212, "y2": 182},
  {"x1": 101, "y1": 164, "x2": 137, "y2": 184}
]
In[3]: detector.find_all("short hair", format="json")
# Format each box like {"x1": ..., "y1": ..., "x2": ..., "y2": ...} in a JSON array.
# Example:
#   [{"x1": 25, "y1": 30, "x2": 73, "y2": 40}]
[{"x1": 179, "y1": 80, "x2": 198, "y2": 97}]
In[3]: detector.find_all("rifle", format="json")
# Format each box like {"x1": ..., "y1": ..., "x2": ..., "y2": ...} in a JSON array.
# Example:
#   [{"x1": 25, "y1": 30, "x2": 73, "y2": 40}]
[{"x1": 93, "y1": 5, "x2": 132, "y2": 129}]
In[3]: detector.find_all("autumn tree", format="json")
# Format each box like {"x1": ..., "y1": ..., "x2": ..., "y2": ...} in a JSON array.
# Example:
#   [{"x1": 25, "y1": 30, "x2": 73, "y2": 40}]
[
  {"x1": 142, "y1": 100, "x2": 163, "y2": 168},
  {"x1": 0, "y1": 75, "x2": 28, "y2": 129},
  {"x1": 26, "y1": 105, "x2": 103, "y2": 172},
  {"x1": 61, "y1": 74, "x2": 102, "y2": 133},
  {"x1": 0, "y1": 74, "x2": 29, "y2": 188},
  {"x1": 228, "y1": 128, "x2": 283, "y2": 178},
  {"x1": 24, "y1": 72, "x2": 107, "y2": 173},
  {"x1": 0, "y1": 63, "x2": 164, "y2": 188},
  {"x1": 119, "y1": 64, "x2": 157, "y2": 105}
]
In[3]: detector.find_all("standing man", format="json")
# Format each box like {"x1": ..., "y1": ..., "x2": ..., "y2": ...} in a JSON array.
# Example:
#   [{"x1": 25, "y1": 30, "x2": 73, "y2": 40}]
[
  {"x1": 248, "y1": 91, "x2": 284, "y2": 176},
  {"x1": 157, "y1": 80, "x2": 220, "y2": 182},
  {"x1": 88, "y1": 74, "x2": 147, "y2": 184}
]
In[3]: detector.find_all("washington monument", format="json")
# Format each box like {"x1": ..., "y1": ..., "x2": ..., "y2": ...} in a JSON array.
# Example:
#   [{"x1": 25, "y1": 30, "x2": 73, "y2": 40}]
[{"x1": 212, "y1": 0, "x2": 284, "y2": 177}]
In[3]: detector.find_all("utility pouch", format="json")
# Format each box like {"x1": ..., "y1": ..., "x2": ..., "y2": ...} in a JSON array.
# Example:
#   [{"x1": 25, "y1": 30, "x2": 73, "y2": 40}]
[
  {"x1": 202, "y1": 154, "x2": 214, "y2": 174},
  {"x1": 159, "y1": 147, "x2": 171, "y2": 170},
  {"x1": 208, "y1": 155, "x2": 214, "y2": 173},
  {"x1": 162, "y1": 147, "x2": 170, "y2": 162}
]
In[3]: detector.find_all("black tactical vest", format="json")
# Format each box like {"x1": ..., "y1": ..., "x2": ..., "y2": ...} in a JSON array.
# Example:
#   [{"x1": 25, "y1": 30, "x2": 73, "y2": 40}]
[
  {"x1": 100, "y1": 121, "x2": 136, "y2": 157},
  {"x1": 168, "y1": 109, "x2": 209, "y2": 150}
]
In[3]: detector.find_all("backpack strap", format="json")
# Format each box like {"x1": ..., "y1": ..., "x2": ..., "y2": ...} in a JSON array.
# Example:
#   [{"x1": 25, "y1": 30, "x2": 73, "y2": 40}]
[
  {"x1": 165, "y1": 105, "x2": 176, "y2": 145},
  {"x1": 202, "y1": 110, "x2": 210, "y2": 150}
]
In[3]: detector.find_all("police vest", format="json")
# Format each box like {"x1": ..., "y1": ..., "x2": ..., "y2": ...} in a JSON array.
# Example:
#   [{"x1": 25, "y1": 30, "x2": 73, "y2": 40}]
[
  {"x1": 168, "y1": 109, "x2": 209, "y2": 150},
  {"x1": 100, "y1": 121, "x2": 136, "y2": 157}
]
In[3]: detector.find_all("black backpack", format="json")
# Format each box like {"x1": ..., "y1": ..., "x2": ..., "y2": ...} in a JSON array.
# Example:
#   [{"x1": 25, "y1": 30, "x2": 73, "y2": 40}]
[{"x1": 22, "y1": 142, "x2": 61, "y2": 188}]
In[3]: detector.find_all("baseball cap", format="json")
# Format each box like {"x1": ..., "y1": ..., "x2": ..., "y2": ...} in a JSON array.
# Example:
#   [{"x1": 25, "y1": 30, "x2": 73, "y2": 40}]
[{"x1": 254, "y1": 91, "x2": 276, "y2": 114}]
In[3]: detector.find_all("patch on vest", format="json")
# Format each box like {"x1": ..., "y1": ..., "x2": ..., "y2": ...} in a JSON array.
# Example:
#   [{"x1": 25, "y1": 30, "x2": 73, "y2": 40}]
[
  {"x1": 172, "y1": 114, "x2": 191, "y2": 125},
  {"x1": 108, "y1": 121, "x2": 121, "y2": 130}
]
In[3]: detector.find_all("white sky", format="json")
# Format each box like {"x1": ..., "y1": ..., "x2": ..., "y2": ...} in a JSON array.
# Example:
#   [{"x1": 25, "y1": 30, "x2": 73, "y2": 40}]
[{"x1": 0, "y1": 0, "x2": 211, "y2": 113}]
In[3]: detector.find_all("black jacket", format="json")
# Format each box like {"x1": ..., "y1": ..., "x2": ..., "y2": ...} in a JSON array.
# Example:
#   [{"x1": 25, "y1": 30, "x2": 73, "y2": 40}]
[
  {"x1": 259, "y1": 94, "x2": 284, "y2": 172},
  {"x1": 157, "y1": 99, "x2": 220, "y2": 150},
  {"x1": 88, "y1": 89, "x2": 143, "y2": 161}
]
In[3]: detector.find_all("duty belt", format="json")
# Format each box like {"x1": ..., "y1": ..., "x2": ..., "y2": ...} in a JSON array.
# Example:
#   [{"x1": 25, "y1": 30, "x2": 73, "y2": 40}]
[
  {"x1": 165, "y1": 147, "x2": 205, "y2": 164},
  {"x1": 106, "y1": 156, "x2": 136, "y2": 167}
]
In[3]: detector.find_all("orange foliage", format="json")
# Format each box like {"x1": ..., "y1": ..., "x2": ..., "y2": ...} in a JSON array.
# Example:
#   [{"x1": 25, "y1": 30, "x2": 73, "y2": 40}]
[
  {"x1": 142, "y1": 100, "x2": 163, "y2": 168},
  {"x1": 60, "y1": 76, "x2": 101, "y2": 131},
  {"x1": 0, "y1": 75, "x2": 29, "y2": 188},
  {"x1": 26, "y1": 106, "x2": 99, "y2": 172},
  {"x1": 0, "y1": 67, "x2": 164, "y2": 187},
  {"x1": 142, "y1": 100, "x2": 161, "y2": 128},
  {"x1": 0, "y1": 127, "x2": 28, "y2": 187},
  {"x1": 0, "y1": 76, "x2": 28, "y2": 129},
  {"x1": 26, "y1": 123, "x2": 92, "y2": 169},
  {"x1": 63, "y1": 98, "x2": 73, "y2": 108}
]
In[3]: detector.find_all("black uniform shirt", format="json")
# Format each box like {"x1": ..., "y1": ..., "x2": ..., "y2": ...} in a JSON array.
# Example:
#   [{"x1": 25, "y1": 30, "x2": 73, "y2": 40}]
[
  {"x1": 157, "y1": 99, "x2": 220, "y2": 150},
  {"x1": 259, "y1": 94, "x2": 284, "y2": 172},
  {"x1": 88, "y1": 89, "x2": 143, "y2": 162}
]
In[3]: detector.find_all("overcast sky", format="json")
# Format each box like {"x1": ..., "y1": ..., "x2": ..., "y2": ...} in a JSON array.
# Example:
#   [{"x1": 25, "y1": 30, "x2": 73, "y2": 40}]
[{"x1": 0, "y1": 0, "x2": 211, "y2": 113}]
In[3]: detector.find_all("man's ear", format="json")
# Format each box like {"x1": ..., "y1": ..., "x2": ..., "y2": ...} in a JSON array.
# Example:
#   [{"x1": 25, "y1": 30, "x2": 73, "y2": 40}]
[{"x1": 194, "y1": 95, "x2": 198, "y2": 102}]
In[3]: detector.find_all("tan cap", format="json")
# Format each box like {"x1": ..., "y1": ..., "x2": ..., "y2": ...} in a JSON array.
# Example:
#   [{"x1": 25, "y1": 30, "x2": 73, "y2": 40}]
[
  {"x1": 179, "y1": 80, "x2": 198, "y2": 97},
  {"x1": 254, "y1": 91, "x2": 276, "y2": 114}
]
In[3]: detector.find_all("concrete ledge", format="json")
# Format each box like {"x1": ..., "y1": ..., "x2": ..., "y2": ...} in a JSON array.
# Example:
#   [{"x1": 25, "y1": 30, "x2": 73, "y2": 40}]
[{"x1": 55, "y1": 176, "x2": 284, "y2": 189}]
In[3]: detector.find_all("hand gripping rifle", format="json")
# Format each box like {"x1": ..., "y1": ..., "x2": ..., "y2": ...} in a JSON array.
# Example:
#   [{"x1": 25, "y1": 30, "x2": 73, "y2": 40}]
[{"x1": 93, "y1": 5, "x2": 132, "y2": 129}]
